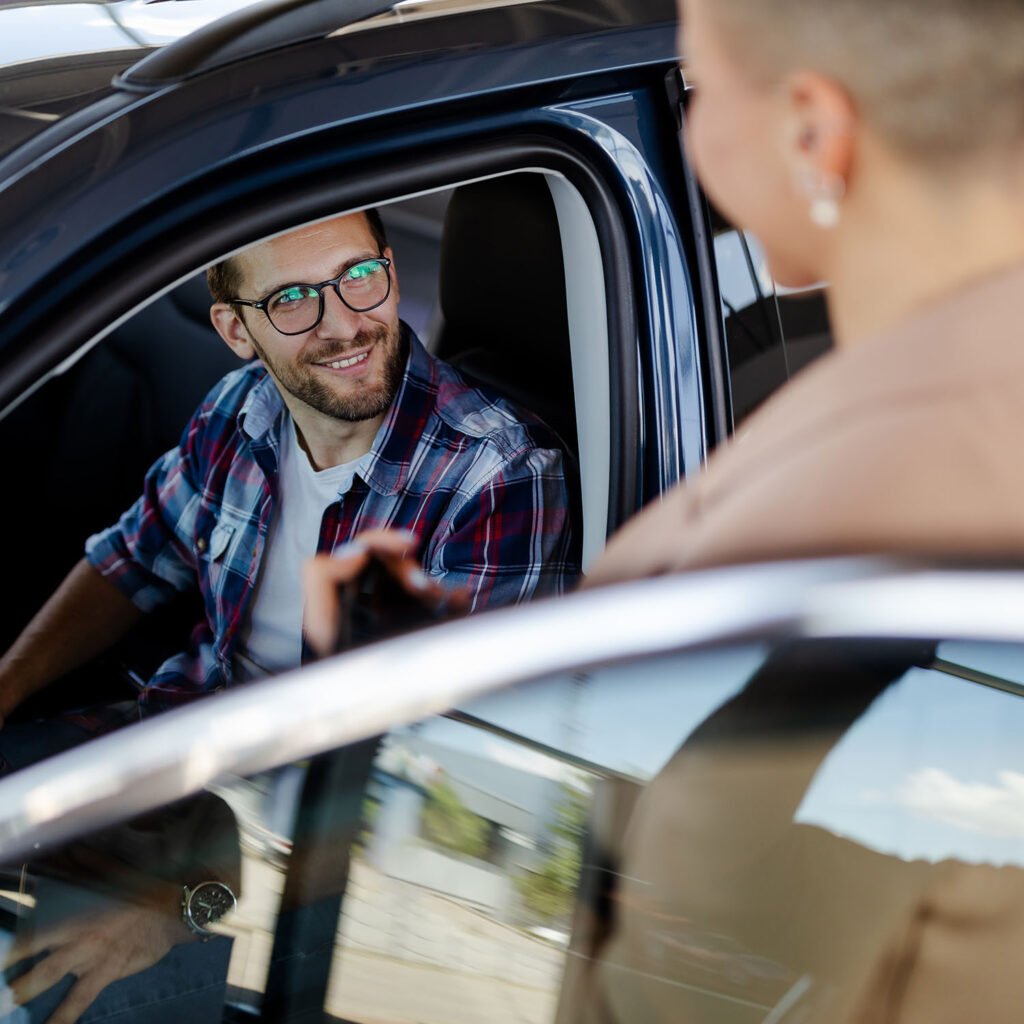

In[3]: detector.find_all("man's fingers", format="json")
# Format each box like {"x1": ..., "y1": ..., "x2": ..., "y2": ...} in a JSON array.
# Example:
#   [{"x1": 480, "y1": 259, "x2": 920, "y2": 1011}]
[
  {"x1": 45, "y1": 970, "x2": 109, "y2": 1024},
  {"x1": 9, "y1": 947, "x2": 75, "y2": 1005},
  {"x1": 5, "y1": 921, "x2": 75, "y2": 969},
  {"x1": 304, "y1": 529, "x2": 427, "y2": 656},
  {"x1": 302, "y1": 549, "x2": 370, "y2": 656}
]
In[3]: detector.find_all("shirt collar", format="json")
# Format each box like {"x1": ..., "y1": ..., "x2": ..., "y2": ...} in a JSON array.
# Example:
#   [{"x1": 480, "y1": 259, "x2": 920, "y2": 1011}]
[
  {"x1": 237, "y1": 324, "x2": 438, "y2": 496},
  {"x1": 360, "y1": 324, "x2": 439, "y2": 496},
  {"x1": 238, "y1": 369, "x2": 285, "y2": 441}
]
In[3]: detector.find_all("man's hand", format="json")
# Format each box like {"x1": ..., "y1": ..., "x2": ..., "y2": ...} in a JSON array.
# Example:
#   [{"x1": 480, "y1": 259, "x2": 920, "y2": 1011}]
[
  {"x1": 303, "y1": 529, "x2": 466, "y2": 657},
  {"x1": 4, "y1": 903, "x2": 190, "y2": 1024}
]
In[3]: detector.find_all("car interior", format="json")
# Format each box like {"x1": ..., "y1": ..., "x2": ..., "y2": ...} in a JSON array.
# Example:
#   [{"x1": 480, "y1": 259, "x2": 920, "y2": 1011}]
[{"x1": 0, "y1": 169, "x2": 607, "y2": 713}]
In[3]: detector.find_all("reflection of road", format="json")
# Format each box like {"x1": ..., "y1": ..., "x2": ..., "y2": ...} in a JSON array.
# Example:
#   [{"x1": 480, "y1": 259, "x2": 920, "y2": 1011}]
[
  {"x1": 221, "y1": 850, "x2": 566, "y2": 1023},
  {"x1": 328, "y1": 947, "x2": 556, "y2": 1024},
  {"x1": 222, "y1": 848, "x2": 283, "y2": 996},
  {"x1": 329, "y1": 859, "x2": 565, "y2": 1023}
]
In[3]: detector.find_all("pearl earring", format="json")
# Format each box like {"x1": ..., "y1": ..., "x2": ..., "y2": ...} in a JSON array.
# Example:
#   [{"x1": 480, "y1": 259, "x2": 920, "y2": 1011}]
[
  {"x1": 798, "y1": 169, "x2": 846, "y2": 230},
  {"x1": 810, "y1": 194, "x2": 841, "y2": 229}
]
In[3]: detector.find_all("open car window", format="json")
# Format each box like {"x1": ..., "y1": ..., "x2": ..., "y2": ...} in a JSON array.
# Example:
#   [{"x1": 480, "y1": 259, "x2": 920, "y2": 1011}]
[{"x1": 0, "y1": 165, "x2": 615, "y2": 760}]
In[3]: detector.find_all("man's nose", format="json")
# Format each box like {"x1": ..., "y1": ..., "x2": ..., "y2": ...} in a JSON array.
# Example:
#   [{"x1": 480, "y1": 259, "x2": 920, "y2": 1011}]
[{"x1": 315, "y1": 285, "x2": 363, "y2": 337}]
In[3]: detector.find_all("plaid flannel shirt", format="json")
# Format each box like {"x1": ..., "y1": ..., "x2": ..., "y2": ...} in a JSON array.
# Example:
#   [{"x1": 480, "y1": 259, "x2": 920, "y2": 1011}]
[{"x1": 86, "y1": 327, "x2": 578, "y2": 713}]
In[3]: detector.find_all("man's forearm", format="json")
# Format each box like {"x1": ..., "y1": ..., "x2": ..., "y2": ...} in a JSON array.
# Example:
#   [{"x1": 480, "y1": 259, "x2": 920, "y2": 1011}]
[{"x1": 0, "y1": 558, "x2": 145, "y2": 721}]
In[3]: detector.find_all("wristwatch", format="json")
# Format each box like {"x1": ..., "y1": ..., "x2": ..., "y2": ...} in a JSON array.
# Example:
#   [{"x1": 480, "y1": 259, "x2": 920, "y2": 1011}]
[{"x1": 182, "y1": 880, "x2": 237, "y2": 939}]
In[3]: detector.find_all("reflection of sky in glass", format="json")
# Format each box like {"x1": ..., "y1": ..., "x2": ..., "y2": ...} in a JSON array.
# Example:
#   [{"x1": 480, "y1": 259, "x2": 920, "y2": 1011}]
[
  {"x1": 445, "y1": 646, "x2": 764, "y2": 780},
  {"x1": 714, "y1": 229, "x2": 774, "y2": 313},
  {"x1": 797, "y1": 662, "x2": 1024, "y2": 867},
  {"x1": 938, "y1": 639, "x2": 1024, "y2": 685},
  {"x1": 416, "y1": 642, "x2": 1024, "y2": 871}
]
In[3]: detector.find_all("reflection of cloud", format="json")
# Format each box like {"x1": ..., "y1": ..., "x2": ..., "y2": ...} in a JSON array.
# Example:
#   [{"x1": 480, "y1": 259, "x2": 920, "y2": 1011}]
[
  {"x1": 892, "y1": 768, "x2": 1024, "y2": 839},
  {"x1": 483, "y1": 738, "x2": 580, "y2": 785}
]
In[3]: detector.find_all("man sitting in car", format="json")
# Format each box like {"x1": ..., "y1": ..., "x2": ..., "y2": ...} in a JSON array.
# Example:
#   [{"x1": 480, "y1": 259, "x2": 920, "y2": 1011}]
[{"x1": 0, "y1": 208, "x2": 576, "y2": 756}]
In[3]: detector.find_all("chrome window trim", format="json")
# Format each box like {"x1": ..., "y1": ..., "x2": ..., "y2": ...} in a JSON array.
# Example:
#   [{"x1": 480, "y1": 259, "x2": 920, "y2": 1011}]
[{"x1": 3, "y1": 556, "x2": 1024, "y2": 860}]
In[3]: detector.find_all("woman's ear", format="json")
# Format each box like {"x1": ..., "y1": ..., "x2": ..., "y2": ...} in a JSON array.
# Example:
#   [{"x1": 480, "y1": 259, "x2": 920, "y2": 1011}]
[
  {"x1": 780, "y1": 69, "x2": 858, "y2": 203},
  {"x1": 211, "y1": 303, "x2": 256, "y2": 360}
]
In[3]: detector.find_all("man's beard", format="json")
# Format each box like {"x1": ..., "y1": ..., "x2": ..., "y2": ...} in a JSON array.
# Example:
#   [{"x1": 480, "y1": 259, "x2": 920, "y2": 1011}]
[{"x1": 252, "y1": 321, "x2": 405, "y2": 423}]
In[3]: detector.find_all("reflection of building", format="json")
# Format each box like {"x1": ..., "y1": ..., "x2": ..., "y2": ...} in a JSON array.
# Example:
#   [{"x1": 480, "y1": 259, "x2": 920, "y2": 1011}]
[{"x1": 366, "y1": 732, "x2": 580, "y2": 922}]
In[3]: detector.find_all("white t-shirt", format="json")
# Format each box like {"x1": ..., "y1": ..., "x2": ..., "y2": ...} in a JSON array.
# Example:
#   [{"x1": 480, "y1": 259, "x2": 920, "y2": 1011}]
[{"x1": 234, "y1": 415, "x2": 369, "y2": 680}]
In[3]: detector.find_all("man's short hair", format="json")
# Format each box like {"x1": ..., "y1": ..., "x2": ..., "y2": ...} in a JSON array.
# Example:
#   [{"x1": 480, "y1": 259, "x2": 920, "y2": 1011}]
[
  {"x1": 708, "y1": 0, "x2": 1024, "y2": 166},
  {"x1": 206, "y1": 208, "x2": 389, "y2": 304}
]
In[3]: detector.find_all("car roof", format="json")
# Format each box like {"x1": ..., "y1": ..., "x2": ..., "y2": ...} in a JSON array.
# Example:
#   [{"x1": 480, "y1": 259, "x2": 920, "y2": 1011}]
[
  {"x1": 0, "y1": 0, "x2": 676, "y2": 164},
  {"x1": 0, "y1": 0, "x2": 260, "y2": 162},
  {"x1": 0, "y1": 0, "x2": 677, "y2": 386}
]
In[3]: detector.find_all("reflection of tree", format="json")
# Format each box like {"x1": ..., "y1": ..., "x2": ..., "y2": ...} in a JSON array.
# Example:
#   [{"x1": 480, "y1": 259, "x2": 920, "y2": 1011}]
[
  {"x1": 516, "y1": 785, "x2": 587, "y2": 922},
  {"x1": 422, "y1": 775, "x2": 490, "y2": 858}
]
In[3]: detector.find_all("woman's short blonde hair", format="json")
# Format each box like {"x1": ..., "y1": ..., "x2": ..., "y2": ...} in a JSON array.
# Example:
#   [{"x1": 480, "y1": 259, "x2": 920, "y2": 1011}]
[{"x1": 710, "y1": 0, "x2": 1024, "y2": 166}]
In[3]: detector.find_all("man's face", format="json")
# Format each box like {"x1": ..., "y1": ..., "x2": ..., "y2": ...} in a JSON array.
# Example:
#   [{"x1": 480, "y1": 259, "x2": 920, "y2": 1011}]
[{"x1": 230, "y1": 213, "x2": 404, "y2": 422}]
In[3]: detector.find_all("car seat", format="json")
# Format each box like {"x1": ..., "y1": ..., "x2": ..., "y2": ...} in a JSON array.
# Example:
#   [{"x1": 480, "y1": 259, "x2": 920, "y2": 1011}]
[
  {"x1": 0, "y1": 271, "x2": 237, "y2": 712},
  {"x1": 432, "y1": 173, "x2": 579, "y2": 457}
]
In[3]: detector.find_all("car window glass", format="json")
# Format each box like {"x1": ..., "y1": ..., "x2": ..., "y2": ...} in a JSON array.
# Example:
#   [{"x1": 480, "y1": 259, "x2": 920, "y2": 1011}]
[
  {"x1": 710, "y1": 205, "x2": 833, "y2": 426},
  {"x1": 711, "y1": 212, "x2": 787, "y2": 426},
  {"x1": 449, "y1": 644, "x2": 766, "y2": 780},
  {"x1": 325, "y1": 726, "x2": 592, "y2": 1023},
  {"x1": 797, "y1": 658, "x2": 1024, "y2": 866},
  {"x1": 4, "y1": 635, "x2": 1024, "y2": 1022}
]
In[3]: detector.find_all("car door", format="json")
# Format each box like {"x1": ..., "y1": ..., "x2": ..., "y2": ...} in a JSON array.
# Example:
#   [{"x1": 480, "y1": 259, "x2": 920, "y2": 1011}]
[{"x1": 2, "y1": 560, "x2": 1024, "y2": 1023}]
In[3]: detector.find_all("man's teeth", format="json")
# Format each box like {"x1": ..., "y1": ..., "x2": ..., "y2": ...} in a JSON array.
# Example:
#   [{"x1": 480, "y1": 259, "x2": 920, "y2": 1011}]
[{"x1": 321, "y1": 352, "x2": 369, "y2": 369}]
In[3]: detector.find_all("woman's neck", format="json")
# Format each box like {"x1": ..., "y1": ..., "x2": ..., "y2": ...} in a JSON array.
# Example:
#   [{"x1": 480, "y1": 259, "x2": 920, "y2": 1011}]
[{"x1": 825, "y1": 146, "x2": 1024, "y2": 347}]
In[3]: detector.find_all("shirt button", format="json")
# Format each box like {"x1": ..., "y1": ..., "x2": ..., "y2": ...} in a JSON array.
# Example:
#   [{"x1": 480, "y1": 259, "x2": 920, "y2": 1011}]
[{"x1": 197, "y1": 537, "x2": 208, "y2": 553}]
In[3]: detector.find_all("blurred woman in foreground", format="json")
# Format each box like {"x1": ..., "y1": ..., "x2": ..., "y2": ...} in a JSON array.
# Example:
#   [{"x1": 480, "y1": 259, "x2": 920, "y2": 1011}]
[{"x1": 589, "y1": 0, "x2": 1024, "y2": 583}]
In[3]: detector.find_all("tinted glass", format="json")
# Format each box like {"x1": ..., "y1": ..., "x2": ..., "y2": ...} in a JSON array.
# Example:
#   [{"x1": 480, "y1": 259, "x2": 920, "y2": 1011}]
[
  {"x1": 4, "y1": 633, "x2": 1024, "y2": 1022},
  {"x1": 710, "y1": 206, "x2": 833, "y2": 426}
]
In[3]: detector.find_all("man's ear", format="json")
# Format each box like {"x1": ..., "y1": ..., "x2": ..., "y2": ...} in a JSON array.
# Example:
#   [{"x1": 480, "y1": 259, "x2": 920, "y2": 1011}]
[
  {"x1": 779, "y1": 70, "x2": 857, "y2": 194},
  {"x1": 384, "y1": 246, "x2": 400, "y2": 306},
  {"x1": 211, "y1": 303, "x2": 256, "y2": 360}
]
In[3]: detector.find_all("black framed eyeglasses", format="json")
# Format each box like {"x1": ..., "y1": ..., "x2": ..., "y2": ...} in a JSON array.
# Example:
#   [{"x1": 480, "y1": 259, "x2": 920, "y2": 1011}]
[{"x1": 232, "y1": 256, "x2": 392, "y2": 335}]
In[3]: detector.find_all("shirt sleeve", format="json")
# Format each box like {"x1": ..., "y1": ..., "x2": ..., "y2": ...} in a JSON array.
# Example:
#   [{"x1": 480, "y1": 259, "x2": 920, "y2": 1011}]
[
  {"x1": 431, "y1": 443, "x2": 579, "y2": 612},
  {"x1": 85, "y1": 413, "x2": 204, "y2": 614}
]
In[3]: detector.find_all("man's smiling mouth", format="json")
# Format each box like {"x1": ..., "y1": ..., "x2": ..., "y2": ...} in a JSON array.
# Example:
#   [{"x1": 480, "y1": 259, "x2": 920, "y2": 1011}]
[{"x1": 316, "y1": 351, "x2": 369, "y2": 370}]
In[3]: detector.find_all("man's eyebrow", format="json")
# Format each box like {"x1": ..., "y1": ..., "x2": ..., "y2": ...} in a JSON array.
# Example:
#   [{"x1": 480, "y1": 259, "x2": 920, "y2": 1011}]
[{"x1": 260, "y1": 252, "x2": 381, "y2": 296}]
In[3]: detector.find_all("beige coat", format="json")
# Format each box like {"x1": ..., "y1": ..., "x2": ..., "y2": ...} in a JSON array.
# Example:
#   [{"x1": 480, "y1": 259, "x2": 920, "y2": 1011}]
[{"x1": 589, "y1": 264, "x2": 1024, "y2": 586}]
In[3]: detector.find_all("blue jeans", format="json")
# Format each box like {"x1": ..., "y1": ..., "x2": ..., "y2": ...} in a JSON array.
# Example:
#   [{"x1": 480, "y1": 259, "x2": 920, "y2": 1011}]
[{"x1": 0, "y1": 701, "x2": 139, "y2": 778}]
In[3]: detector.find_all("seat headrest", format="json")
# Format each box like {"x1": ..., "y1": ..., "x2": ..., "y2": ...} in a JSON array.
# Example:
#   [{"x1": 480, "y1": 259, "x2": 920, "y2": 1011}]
[
  {"x1": 171, "y1": 271, "x2": 218, "y2": 325},
  {"x1": 437, "y1": 174, "x2": 571, "y2": 378}
]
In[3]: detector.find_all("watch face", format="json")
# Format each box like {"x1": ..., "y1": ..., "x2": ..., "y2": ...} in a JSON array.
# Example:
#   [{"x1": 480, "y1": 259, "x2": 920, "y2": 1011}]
[{"x1": 188, "y1": 881, "x2": 236, "y2": 930}]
